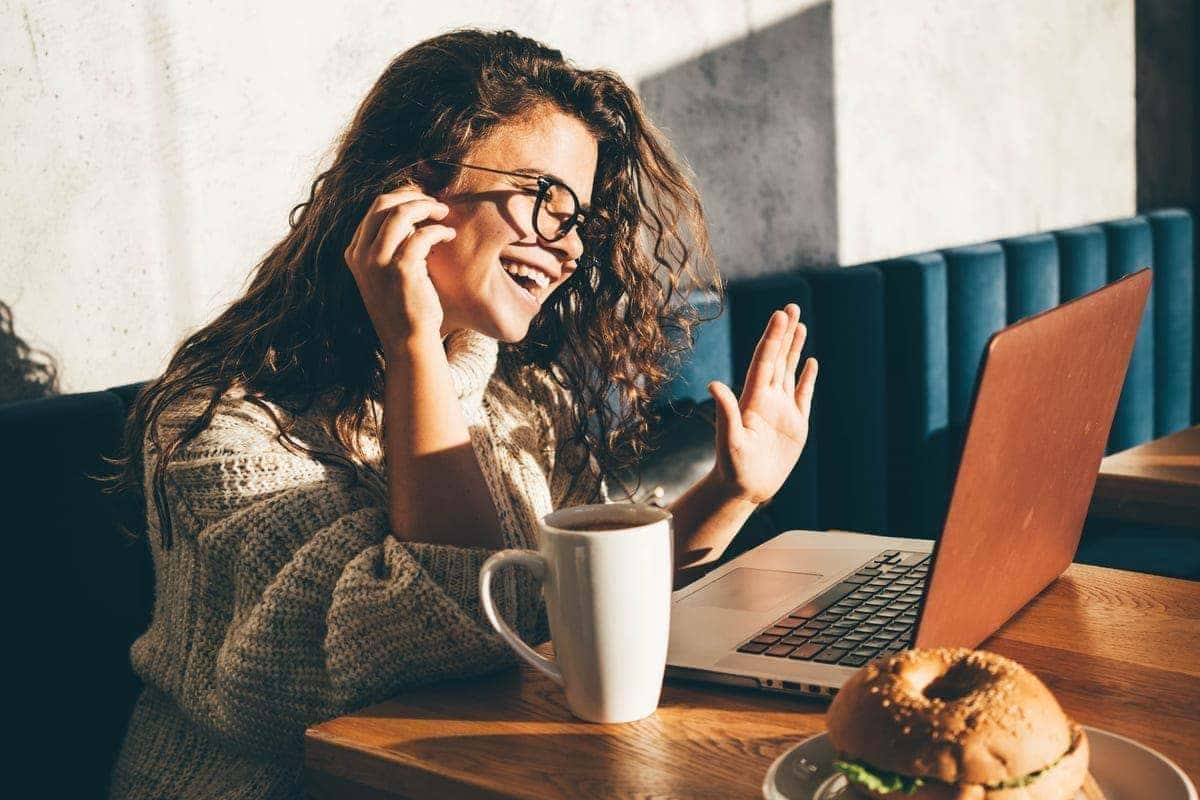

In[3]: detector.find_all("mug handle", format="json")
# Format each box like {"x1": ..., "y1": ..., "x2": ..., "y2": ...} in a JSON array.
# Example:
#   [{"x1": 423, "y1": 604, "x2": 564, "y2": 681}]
[{"x1": 479, "y1": 549, "x2": 564, "y2": 686}]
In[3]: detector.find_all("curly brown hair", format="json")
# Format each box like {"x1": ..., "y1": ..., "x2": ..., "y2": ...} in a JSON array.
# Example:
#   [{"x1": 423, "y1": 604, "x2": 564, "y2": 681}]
[
  {"x1": 0, "y1": 300, "x2": 59, "y2": 404},
  {"x1": 115, "y1": 28, "x2": 720, "y2": 547}
]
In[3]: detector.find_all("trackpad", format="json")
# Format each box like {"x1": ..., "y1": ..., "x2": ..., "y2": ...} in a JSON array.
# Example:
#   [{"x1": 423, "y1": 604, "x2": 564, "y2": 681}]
[{"x1": 677, "y1": 568, "x2": 823, "y2": 612}]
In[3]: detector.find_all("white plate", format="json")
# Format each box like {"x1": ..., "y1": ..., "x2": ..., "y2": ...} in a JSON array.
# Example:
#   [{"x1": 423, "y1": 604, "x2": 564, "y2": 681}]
[{"x1": 763, "y1": 726, "x2": 1197, "y2": 800}]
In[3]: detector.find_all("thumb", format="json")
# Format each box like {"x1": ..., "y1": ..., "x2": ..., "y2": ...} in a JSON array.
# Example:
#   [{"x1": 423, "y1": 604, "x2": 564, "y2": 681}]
[{"x1": 708, "y1": 380, "x2": 743, "y2": 446}]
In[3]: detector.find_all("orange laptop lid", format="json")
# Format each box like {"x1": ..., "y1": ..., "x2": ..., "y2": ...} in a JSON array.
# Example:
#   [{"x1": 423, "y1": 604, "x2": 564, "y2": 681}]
[{"x1": 914, "y1": 269, "x2": 1152, "y2": 649}]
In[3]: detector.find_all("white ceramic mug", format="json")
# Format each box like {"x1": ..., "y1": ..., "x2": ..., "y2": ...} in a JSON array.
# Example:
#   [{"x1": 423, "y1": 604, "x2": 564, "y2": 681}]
[{"x1": 479, "y1": 502, "x2": 674, "y2": 723}]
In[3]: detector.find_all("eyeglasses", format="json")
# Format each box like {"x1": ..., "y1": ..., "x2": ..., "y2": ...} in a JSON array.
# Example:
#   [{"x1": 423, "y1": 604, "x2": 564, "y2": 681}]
[{"x1": 431, "y1": 160, "x2": 592, "y2": 244}]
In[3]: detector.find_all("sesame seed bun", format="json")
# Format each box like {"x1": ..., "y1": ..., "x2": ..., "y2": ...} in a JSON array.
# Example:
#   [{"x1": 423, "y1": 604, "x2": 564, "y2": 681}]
[{"x1": 827, "y1": 648, "x2": 1088, "y2": 799}]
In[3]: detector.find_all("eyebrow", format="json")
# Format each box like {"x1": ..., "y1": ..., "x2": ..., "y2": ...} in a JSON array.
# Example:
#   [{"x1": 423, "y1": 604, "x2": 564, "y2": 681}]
[{"x1": 512, "y1": 166, "x2": 593, "y2": 213}]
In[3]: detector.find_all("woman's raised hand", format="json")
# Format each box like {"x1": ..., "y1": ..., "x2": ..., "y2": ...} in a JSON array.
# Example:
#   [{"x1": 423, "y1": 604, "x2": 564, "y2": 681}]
[
  {"x1": 343, "y1": 188, "x2": 456, "y2": 351},
  {"x1": 707, "y1": 304, "x2": 818, "y2": 505}
]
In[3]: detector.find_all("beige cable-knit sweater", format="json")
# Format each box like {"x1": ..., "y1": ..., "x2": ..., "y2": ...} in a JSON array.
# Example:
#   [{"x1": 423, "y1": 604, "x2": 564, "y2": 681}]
[{"x1": 110, "y1": 329, "x2": 604, "y2": 800}]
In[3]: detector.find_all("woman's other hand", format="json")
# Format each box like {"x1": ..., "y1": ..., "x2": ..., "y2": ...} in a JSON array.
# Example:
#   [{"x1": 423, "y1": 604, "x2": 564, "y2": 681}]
[
  {"x1": 343, "y1": 188, "x2": 456, "y2": 350},
  {"x1": 707, "y1": 304, "x2": 818, "y2": 504}
]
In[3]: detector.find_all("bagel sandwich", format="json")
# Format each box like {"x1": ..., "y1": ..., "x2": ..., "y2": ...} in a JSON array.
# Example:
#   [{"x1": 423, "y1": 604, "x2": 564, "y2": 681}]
[{"x1": 826, "y1": 648, "x2": 1089, "y2": 799}]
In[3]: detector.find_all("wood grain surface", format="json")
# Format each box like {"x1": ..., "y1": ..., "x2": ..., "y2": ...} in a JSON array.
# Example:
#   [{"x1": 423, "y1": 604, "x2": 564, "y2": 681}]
[
  {"x1": 305, "y1": 563, "x2": 1199, "y2": 799},
  {"x1": 1090, "y1": 426, "x2": 1200, "y2": 528}
]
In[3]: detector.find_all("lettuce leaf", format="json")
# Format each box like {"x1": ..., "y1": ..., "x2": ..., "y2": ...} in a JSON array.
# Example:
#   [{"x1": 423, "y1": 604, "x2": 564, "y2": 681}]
[
  {"x1": 834, "y1": 751, "x2": 1064, "y2": 794},
  {"x1": 833, "y1": 760, "x2": 926, "y2": 796},
  {"x1": 989, "y1": 752, "x2": 1061, "y2": 789}
]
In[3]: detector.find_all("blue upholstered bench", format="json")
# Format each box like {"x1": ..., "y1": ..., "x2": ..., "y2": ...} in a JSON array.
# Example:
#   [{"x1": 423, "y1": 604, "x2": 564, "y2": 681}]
[
  {"x1": 0, "y1": 383, "x2": 152, "y2": 797},
  {"x1": 663, "y1": 208, "x2": 1196, "y2": 577}
]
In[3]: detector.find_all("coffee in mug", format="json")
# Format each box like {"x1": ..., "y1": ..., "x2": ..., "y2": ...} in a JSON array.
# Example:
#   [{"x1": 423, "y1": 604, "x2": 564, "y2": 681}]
[
  {"x1": 479, "y1": 502, "x2": 673, "y2": 723},
  {"x1": 552, "y1": 520, "x2": 636, "y2": 531}
]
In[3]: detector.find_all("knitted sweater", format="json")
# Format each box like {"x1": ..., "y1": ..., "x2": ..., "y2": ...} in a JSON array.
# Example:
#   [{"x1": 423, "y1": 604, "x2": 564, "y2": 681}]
[{"x1": 109, "y1": 330, "x2": 604, "y2": 800}]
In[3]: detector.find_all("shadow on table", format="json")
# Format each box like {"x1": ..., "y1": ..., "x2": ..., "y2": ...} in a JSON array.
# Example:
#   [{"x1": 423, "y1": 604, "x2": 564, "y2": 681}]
[
  {"x1": 350, "y1": 664, "x2": 828, "y2": 726},
  {"x1": 355, "y1": 730, "x2": 802, "y2": 799}
]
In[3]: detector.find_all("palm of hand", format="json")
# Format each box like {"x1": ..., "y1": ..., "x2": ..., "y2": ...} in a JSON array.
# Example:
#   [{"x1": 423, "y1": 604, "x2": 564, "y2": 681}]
[{"x1": 709, "y1": 305, "x2": 818, "y2": 504}]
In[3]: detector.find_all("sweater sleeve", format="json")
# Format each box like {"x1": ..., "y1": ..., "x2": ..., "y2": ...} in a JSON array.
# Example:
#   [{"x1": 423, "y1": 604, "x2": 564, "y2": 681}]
[{"x1": 156, "y1": 402, "x2": 546, "y2": 754}]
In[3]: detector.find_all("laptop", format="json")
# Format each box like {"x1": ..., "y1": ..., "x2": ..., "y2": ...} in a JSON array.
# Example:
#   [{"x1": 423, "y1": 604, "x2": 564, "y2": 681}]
[{"x1": 666, "y1": 269, "x2": 1152, "y2": 697}]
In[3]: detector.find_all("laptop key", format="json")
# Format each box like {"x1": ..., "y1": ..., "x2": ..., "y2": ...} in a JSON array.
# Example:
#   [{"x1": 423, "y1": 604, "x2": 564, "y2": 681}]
[
  {"x1": 765, "y1": 626, "x2": 793, "y2": 637},
  {"x1": 788, "y1": 642, "x2": 825, "y2": 660},
  {"x1": 782, "y1": 633, "x2": 812, "y2": 645},
  {"x1": 791, "y1": 582, "x2": 861, "y2": 619},
  {"x1": 751, "y1": 634, "x2": 781, "y2": 645},
  {"x1": 765, "y1": 643, "x2": 796, "y2": 657},
  {"x1": 813, "y1": 647, "x2": 850, "y2": 664},
  {"x1": 840, "y1": 631, "x2": 869, "y2": 643},
  {"x1": 844, "y1": 574, "x2": 870, "y2": 585},
  {"x1": 738, "y1": 642, "x2": 770, "y2": 654},
  {"x1": 839, "y1": 654, "x2": 871, "y2": 667},
  {"x1": 898, "y1": 552, "x2": 929, "y2": 566}
]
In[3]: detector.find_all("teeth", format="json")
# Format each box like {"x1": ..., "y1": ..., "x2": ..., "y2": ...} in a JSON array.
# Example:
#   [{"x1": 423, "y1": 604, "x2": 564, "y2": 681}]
[{"x1": 501, "y1": 260, "x2": 550, "y2": 289}]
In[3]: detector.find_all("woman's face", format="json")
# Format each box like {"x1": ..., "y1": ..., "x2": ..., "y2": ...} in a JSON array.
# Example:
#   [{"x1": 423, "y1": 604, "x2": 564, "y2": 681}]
[{"x1": 426, "y1": 108, "x2": 598, "y2": 343}]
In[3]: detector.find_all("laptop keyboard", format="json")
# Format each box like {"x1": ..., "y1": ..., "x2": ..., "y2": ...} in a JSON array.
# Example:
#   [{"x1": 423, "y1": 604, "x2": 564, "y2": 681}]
[{"x1": 735, "y1": 550, "x2": 929, "y2": 668}]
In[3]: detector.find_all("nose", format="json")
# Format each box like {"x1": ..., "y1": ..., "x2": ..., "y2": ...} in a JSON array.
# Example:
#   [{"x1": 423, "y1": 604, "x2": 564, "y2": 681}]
[{"x1": 541, "y1": 224, "x2": 585, "y2": 267}]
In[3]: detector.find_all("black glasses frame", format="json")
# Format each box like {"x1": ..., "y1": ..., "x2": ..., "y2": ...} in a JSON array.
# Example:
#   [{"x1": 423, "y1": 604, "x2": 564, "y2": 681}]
[{"x1": 431, "y1": 159, "x2": 589, "y2": 243}]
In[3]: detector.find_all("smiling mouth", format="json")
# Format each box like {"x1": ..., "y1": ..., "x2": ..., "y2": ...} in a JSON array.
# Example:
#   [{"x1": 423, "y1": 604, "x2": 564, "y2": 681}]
[{"x1": 500, "y1": 258, "x2": 550, "y2": 304}]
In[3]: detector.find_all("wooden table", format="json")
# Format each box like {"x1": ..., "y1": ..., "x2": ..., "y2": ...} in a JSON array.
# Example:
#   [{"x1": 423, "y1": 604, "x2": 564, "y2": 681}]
[
  {"x1": 1090, "y1": 425, "x2": 1200, "y2": 528},
  {"x1": 305, "y1": 563, "x2": 1199, "y2": 798}
]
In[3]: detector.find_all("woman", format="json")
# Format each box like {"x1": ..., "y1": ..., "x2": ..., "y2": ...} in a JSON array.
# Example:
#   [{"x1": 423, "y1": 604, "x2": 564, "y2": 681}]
[{"x1": 110, "y1": 29, "x2": 817, "y2": 799}]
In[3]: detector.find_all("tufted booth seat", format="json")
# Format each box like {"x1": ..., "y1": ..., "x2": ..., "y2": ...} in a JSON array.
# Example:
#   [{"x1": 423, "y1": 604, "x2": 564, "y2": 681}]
[{"x1": 1, "y1": 384, "x2": 152, "y2": 797}]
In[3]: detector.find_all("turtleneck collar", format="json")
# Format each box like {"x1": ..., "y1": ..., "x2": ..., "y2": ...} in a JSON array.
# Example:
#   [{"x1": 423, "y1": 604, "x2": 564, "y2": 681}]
[{"x1": 443, "y1": 328, "x2": 500, "y2": 401}]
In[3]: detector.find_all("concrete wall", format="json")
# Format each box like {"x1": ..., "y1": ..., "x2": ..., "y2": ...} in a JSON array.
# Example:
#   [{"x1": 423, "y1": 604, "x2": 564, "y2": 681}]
[
  {"x1": 2, "y1": 0, "x2": 1140, "y2": 393},
  {"x1": 835, "y1": 0, "x2": 1136, "y2": 265}
]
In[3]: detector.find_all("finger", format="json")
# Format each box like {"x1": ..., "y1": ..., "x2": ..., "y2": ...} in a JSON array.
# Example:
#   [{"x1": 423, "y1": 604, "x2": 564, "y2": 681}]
[
  {"x1": 782, "y1": 321, "x2": 808, "y2": 393},
  {"x1": 794, "y1": 357, "x2": 818, "y2": 418},
  {"x1": 708, "y1": 380, "x2": 743, "y2": 449},
  {"x1": 393, "y1": 224, "x2": 457, "y2": 270},
  {"x1": 370, "y1": 199, "x2": 449, "y2": 266},
  {"x1": 773, "y1": 304, "x2": 800, "y2": 387},
  {"x1": 743, "y1": 310, "x2": 787, "y2": 393},
  {"x1": 352, "y1": 189, "x2": 438, "y2": 259}
]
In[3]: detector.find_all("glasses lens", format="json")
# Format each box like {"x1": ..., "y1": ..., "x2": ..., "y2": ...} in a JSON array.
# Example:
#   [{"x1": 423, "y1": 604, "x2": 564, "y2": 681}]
[{"x1": 535, "y1": 181, "x2": 577, "y2": 241}]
